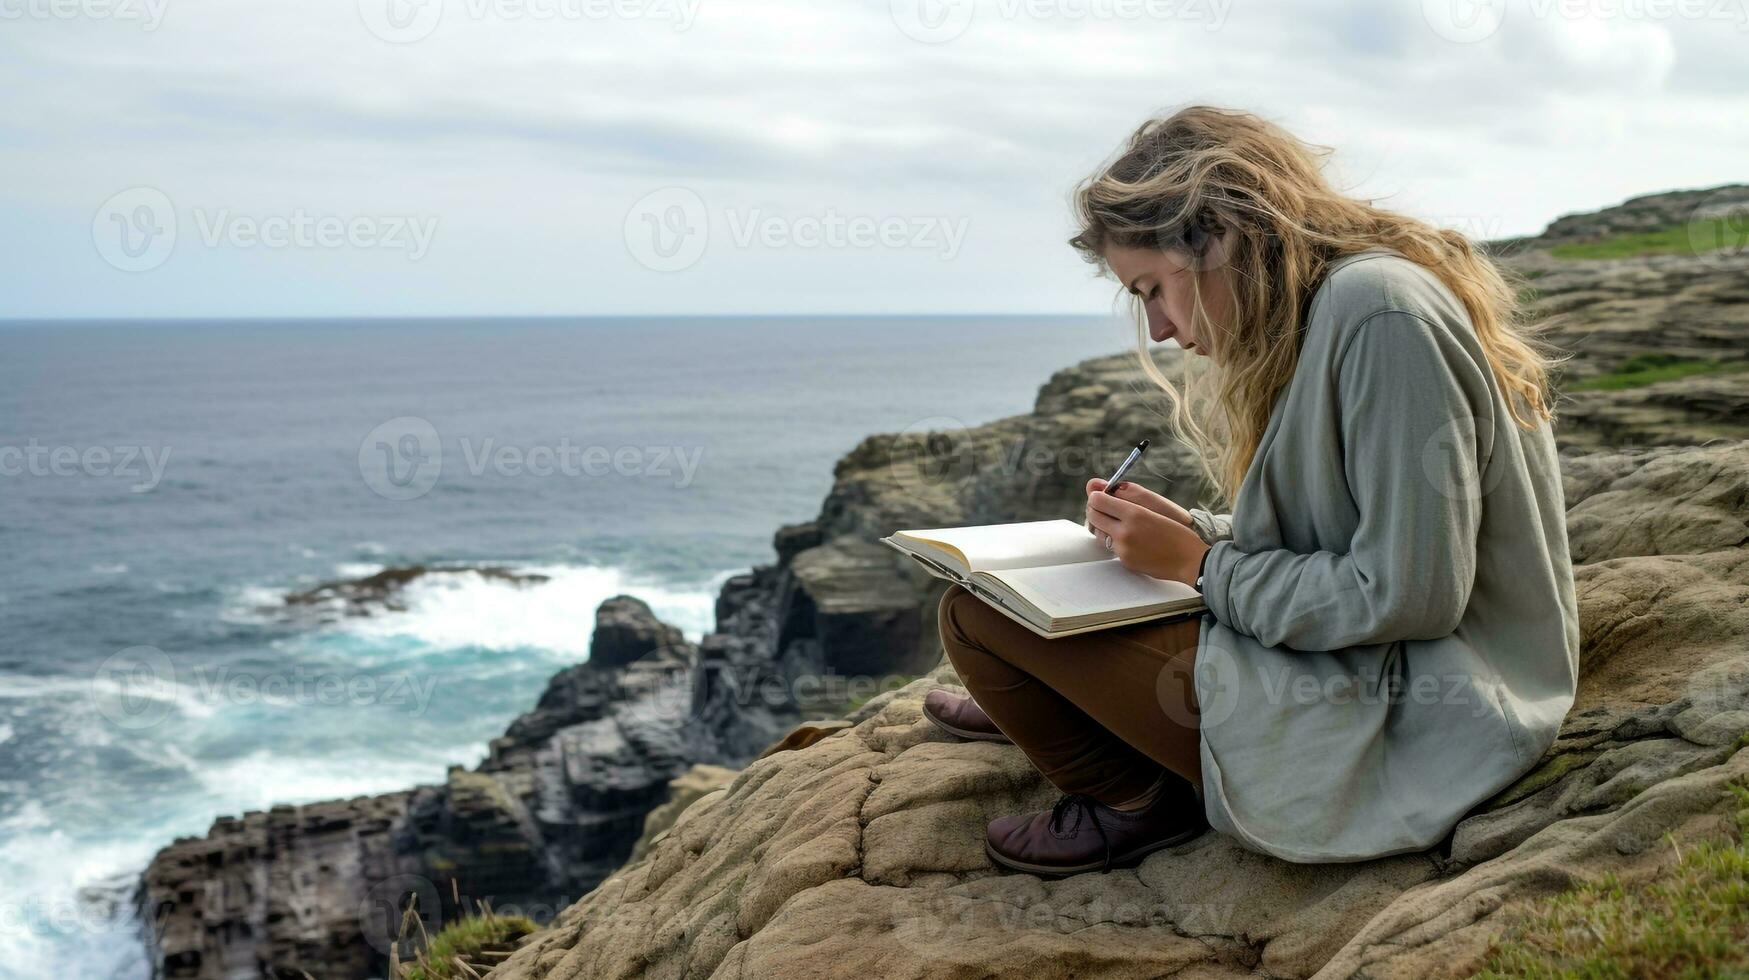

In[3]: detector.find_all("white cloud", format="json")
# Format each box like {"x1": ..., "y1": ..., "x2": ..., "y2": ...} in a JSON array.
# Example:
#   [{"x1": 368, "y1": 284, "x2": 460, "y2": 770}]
[{"x1": 0, "y1": 0, "x2": 1744, "y2": 317}]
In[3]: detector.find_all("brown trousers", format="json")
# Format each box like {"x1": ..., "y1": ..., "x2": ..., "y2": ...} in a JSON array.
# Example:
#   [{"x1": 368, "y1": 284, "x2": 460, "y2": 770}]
[{"x1": 937, "y1": 584, "x2": 1204, "y2": 806}]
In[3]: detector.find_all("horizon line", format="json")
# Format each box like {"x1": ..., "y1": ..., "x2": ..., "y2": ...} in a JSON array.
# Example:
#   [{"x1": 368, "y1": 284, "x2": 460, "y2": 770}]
[{"x1": 0, "y1": 311, "x2": 1129, "y2": 325}]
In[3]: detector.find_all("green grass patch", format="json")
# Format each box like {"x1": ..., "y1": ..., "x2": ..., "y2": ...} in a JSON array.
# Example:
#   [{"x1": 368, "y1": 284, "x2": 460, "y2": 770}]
[
  {"x1": 1549, "y1": 217, "x2": 1749, "y2": 261},
  {"x1": 395, "y1": 908, "x2": 537, "y2": 980},
  {"x1": 1568, "y1": 355, "x2": 1749, "y2": 392},
  {"x1": 1478, "y1": 780, "x2": 1749, "y2": 979}
]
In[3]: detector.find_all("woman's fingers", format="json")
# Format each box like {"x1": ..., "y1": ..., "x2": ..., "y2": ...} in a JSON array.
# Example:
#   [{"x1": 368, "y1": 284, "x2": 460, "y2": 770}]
[
  {"x1": 1092, "y1": 478, "x2": 1173, "y2": 518},
  {"x1": 1105, "y1": 480, "x2": 1194, "y2": 525},
  {"x1": 1086, "y1": 488, "x2": 1146, "y2": 522},
  {"x1": 1085, "y1": 503, "x2": 1120, "y2": 544},
  {"x1": 1088, "y1": 493, "x2": 1150, "y2": 554}
]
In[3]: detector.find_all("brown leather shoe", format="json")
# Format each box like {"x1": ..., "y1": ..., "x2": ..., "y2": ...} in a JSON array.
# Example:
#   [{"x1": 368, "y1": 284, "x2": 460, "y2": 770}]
[
  {"x1": 923, "y1": 690, "x2": 1012, "y2": 744},
  {"x1": 985, "y1": 785, "x2": 1206, "y2": 876}
]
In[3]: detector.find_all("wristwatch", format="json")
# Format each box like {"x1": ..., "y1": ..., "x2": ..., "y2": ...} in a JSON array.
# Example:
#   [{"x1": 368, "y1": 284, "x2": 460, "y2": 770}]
[{"x1": 1195, "y1": 549, "x2": 1210, "y2": 591}]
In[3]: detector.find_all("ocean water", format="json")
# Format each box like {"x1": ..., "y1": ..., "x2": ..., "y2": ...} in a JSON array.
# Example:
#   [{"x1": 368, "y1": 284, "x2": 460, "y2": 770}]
[{"x1": 0, "y1": 315, "x2": 1128, "y2": 979}]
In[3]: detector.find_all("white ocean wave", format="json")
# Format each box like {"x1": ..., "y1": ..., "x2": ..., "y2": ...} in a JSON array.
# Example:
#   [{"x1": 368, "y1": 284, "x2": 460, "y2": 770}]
[
  {"x1": 189, "y1": 745, "x2": 482, "y2": 815},
  {"x1": 334, "y1": 563, "x2": 722, "y2": 659},
  {"x1": 0, "y1": 673, "x2": 217, "y2": 723},
  {"x1": 0, "y1": 801, "x2": 157, "y2": 980}
]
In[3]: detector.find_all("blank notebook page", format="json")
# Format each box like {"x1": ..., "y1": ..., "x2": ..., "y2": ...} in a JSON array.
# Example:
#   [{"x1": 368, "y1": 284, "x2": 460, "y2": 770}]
[
  {"x1": 997, "y1": 559, "x2": 1198, "y2": 616},
  {"x1": 901, "y1": 520, "x2": 1109, "y2": 572}
]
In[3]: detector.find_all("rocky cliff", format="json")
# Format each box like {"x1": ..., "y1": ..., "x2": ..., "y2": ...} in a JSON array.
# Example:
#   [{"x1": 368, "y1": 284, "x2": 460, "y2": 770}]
[
  {"x1": 483, "y1": 185, "x2": 1748, "y2": 978},
  {"x1": 488, "y1": 438, "x2": 1749, "y2": 979},
  {"x1": 138, "y1": 185, "x2": 1749, "y2": 978},
  {"x1": 138, "y1": 593, "x2": 802, "y2": 979}
]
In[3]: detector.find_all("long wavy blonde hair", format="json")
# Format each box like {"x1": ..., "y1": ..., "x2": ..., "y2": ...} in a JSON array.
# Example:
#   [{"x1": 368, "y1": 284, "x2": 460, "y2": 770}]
[{"x1": 1069, "y1": 106, "x2": 1559, "y2": 508}]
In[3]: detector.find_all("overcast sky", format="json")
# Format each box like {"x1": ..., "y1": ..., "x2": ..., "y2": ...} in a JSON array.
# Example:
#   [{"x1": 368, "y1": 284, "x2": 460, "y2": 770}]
[{"x1": 1, "y1": 0, "x2": 1745, "y2": 318}]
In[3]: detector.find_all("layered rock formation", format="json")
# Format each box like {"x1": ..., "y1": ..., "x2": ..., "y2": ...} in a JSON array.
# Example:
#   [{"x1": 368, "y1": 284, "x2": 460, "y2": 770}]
[
  {"x1": 139, "y1": 185, "x2": 1749, "y2": 978},
  {"x1": 1503, "y1": 185, "x2": 1749, "y2": 449},
  {"x1": 138, "y1": 595, "x2": 788, "y2": 979},
  {"x1": 484, "y1": 438, "x2": 1749, "y2": 980},
  {"x1": 482, "y1": 187, "x2": 1748, "y2": 978}
]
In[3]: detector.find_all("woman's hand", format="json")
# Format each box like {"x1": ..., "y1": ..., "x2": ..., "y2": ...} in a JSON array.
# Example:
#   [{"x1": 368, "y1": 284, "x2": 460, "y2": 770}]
[
  {"x1": 1085, "y1": 478, "x2": 1195, "y2": 527},
  {"x1": 1085, "y1": 486, "x2": 1209, "y2": 586}
]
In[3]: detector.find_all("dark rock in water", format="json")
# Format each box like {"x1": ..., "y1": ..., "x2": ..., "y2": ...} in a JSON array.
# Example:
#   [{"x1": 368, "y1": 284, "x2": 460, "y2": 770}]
[
  {"x1": 142, "y1": 793, "x2": 415, "y2": 980},
  {"x1": 275, "y1": 564, "x2": 550, "y2": 619},
  {"x1": 588, "y1": 594, "x2": 687, "y2": 670},
  {"x1": 139, "y1": 596, "x2": 716, "y2": 980}
]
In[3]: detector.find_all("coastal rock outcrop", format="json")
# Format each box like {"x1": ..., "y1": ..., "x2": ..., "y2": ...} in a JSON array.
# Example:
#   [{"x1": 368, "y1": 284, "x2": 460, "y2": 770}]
[
  {"x1": 276, "y1": 564, "x2": 551, "y2": 620},
  {"x1": 138, "y1": 596, "x2": 779, "y2": 980},
  {"x1": 486, "y1": 439, "x2": 1749, "y2": 980},
  {"x1": 481, "y1": 187, "x2": 1749, "y2": 978},
  {"x1": 588, "y1": 595, "x2": 688, "y2": 670},
  {"x1": 1502, "y1": 185, "x2": 1749, "y2": 450},
  {"x1": 139, "y1": 185, "x2": 1749, "y2": 978}
]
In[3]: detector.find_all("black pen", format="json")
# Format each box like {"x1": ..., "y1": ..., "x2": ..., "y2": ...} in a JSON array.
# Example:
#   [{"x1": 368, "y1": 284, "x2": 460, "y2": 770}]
[{"x1": 1103, "y1": 439, "x2": 1149, "y2": 492}]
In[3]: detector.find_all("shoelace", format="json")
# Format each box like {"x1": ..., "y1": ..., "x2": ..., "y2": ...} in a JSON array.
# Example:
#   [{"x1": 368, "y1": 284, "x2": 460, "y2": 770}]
[{"x1": 1048, "y1": 793, "x2": 1114, "y2": 873}]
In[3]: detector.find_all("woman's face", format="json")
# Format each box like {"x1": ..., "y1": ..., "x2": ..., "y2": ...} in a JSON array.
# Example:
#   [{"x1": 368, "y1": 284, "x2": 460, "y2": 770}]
[{"x1": 1103, "y1": 240, "x2": 1231, "y2": 358}]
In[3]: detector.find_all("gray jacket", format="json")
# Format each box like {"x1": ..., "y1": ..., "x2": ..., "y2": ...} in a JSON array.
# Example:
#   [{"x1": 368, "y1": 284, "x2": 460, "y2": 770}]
[{"x1": 1189, "y1": 250, "x2": 1579, "y2": 862}]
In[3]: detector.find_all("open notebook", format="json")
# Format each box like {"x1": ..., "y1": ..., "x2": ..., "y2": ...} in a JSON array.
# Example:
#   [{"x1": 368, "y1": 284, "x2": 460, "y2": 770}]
[{"x1": 881, "y1": 518, "x2": 1205, "y2": 639}]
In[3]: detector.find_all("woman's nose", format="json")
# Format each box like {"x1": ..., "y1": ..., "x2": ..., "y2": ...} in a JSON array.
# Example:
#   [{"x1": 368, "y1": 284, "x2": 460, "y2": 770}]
[{"x1": 1145, "y1": 304, "x2": 1168, "y2": 341}]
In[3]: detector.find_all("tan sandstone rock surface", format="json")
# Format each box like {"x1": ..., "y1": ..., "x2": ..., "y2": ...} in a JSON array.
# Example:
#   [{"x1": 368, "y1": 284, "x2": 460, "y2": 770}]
[{"x1": 486, "y1": 439, "x2": 1749, "y2": 980}]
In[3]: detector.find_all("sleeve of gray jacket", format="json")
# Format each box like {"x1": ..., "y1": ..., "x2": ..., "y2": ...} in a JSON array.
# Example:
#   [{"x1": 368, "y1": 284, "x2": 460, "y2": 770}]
[
  {"x1": 1186, "y1": 508, "x2": 1233, "y2": 545},
  {"x1": 1199, "y1": 312, "x2": 1485, "y2": 651}
]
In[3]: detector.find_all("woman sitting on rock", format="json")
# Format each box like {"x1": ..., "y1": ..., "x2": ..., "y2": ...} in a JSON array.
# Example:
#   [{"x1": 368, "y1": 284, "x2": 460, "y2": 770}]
[{"x1": 926, "y1": 106, "x2": 1580, "y2": 875}]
